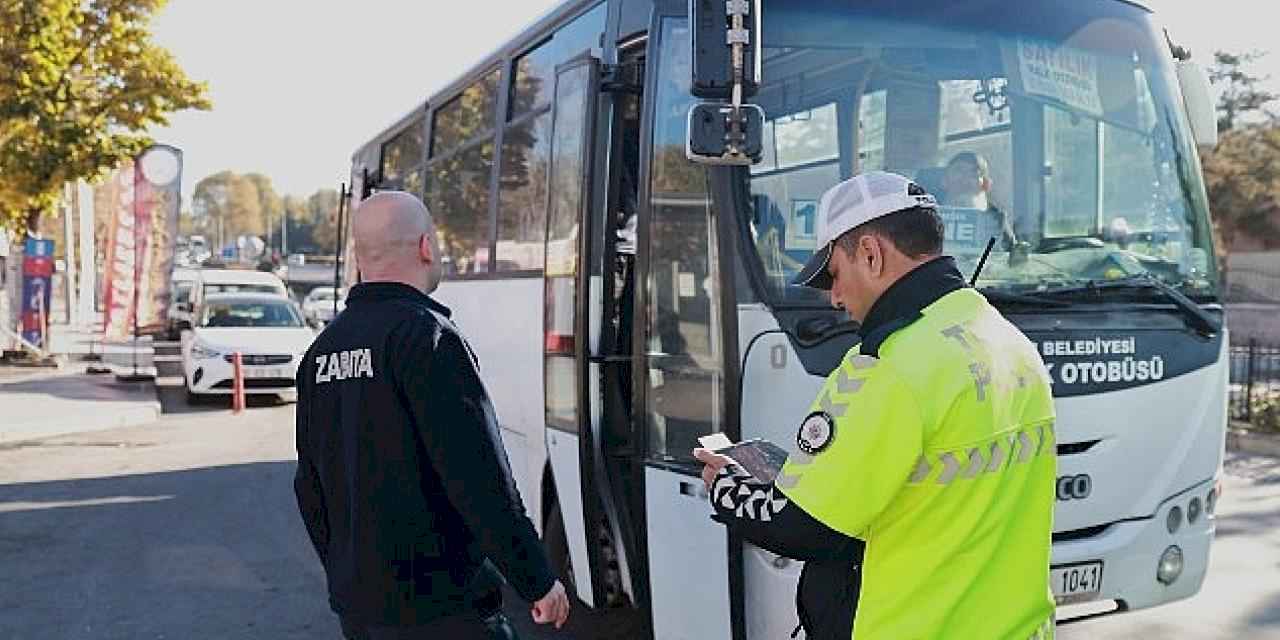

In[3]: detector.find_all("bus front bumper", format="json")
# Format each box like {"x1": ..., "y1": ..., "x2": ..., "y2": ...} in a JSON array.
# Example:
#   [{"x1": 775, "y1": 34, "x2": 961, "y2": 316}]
[{"x1": 1052, "y1": 477, "x2": 1217, "y2": 615}]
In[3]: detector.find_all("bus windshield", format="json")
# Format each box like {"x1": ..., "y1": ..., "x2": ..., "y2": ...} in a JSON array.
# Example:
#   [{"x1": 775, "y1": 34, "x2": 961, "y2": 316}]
[{"x1": 725, "y1": 0, "x2": 1218, "y2": 305}]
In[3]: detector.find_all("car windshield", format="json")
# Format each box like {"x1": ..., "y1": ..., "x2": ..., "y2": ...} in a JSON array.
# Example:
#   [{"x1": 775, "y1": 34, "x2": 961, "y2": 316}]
[
  {"x1": 706, "y1": 0, "x2": 1218, "y2": 305},
  {"x1": 200, "y1": 301, "x2": 303, "y2": 328},
  {"x1": 174, "y1": 283, "x2": 193, "y2": 304}
]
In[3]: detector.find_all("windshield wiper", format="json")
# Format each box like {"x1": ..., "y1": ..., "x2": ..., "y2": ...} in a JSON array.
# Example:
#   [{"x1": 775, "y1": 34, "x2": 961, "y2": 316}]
[
  {"x1": 977, "y1": 288, "x2": 1071, "y2": 308},
  {"x1": 1037, "y1": 275, "x2": 1222, "y2": 336}
]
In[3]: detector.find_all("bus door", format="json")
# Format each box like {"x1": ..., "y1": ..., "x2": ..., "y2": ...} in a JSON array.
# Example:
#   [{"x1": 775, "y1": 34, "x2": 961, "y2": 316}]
[
  {"x1": 543, "y1": 54, "x2": 608, "y2": 608},
  {"x1": 628, "y1": 2, "x2": 739, "y2": 637}
]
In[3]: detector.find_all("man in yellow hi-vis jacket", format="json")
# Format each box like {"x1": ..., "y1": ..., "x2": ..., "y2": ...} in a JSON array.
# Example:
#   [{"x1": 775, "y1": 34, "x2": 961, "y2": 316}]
[{"x1": 696, "y1": 172, "x2": 1057, "y2": 639}]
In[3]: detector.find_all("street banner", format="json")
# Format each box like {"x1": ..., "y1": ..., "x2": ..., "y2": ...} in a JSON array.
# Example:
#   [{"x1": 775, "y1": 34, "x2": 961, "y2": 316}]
[
  {"x1": 133, "y1": 145, "x2": 184, "y2": 334},
  {"x1": 99, "y1": 144, "x2": 184, "y2": 341},
  {"x1": 20, "y1": 238, "x2": 55, "y2": 347},
  {"x1": 101, "y1": 162, "x2": 137, "y2": 341}
]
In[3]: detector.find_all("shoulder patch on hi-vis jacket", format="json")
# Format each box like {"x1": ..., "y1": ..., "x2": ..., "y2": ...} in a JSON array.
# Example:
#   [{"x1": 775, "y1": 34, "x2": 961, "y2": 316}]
[{"x1": 797, "y1": 411, "x2": 835, "y2": 455}]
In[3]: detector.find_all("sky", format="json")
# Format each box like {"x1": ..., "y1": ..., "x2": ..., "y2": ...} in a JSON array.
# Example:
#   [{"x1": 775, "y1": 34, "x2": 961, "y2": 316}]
[
  {"x1": 145, "y1": 0, "x2": 1279, "y2": 203},
  {"x1": 147, "y1": 0, "x2": 565, "y2": 200}
]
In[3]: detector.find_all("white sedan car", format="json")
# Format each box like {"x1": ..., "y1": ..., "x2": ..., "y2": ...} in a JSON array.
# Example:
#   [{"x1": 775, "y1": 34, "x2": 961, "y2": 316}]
[
  {"x1": 302, "y1": 286, "x2": 345, "y2": 325},
  {"x1": 181, "y1": 293, "x2": 317, "y2": 403}
]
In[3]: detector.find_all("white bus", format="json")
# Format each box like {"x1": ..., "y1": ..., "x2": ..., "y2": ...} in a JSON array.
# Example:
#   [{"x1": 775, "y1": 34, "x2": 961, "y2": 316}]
[{"x1": 348, "y1": 0, "x2": 1227, "y2": 636}]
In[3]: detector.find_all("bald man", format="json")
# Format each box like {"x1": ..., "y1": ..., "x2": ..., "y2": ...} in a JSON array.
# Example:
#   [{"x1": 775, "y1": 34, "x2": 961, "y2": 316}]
[{"x1": 294, "y1": 192, "x2": 569, "y2": 640}]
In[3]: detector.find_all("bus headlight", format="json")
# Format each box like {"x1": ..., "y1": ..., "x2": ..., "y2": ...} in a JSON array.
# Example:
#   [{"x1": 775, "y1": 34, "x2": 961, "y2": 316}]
[
  {"x1": 1166, "y1": 505, "x2": 1182, "y2": 534},
  {"x1": 1206, "y1": 488, "x2": 1217, "y2": 515},
  {"x1": 1157, "y1": 545, "x2": 1184, "y2": 585},
  {"x1": 1187, "y1": 497, "x2": 1202, "y2": 524}
]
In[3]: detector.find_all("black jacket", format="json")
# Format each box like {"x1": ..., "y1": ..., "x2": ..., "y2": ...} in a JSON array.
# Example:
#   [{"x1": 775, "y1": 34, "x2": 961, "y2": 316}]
[
  {"x1": 294, "y1": 282, "x2": 555, "y2": 627},
  {"x1": 711, "y1": 257, "x2": 966, "y2": 639}
]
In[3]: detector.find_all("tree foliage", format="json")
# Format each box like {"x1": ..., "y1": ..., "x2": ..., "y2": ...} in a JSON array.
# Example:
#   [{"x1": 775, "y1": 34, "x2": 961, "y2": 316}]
[
  {"x1": 243, "y1": 172, "x2": 283, "y2": 231},
  {"x1": 1209, "y1": 51, "x2": 1279, "y2": 132},
  {"x1": 0, "y1": 0, "x2": 211, "y2": 232},
  {"x1": 191, "y1": 171, "x2": 260, "y2": 239},
  {"x1": 305, "y1": 188, "x2": 339, "y2": 251},
  {"x1": 188, "y1": 171, "x2": 340, "y2": 255},
  {"x1": 1201, "y1": 50, "x2": 1280, "y2": 256},
  {"x1": 1201, "y1": 126, "x2": 1280, "y2": 250}
]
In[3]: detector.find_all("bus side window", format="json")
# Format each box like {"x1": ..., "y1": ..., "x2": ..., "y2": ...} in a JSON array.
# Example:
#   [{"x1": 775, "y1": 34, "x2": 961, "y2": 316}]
[{"x1": 425, "y1": 69, "x2": 501, "y2": 276}]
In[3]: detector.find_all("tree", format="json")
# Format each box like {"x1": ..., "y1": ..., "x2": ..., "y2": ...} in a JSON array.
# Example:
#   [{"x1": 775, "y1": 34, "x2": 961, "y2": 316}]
[
  {"x1": 244, "y1": 172, "x2": 282, "y2": 243},
  {"x1": 0, "y1": 0, "x2": 211, "y2": 232},
  {"x1": 308, "y1": 188, "x2": 339, "y2": 252},
  {"x1": 1201, "y1": 126, "x2": 1280, "y2": 252},
  {"x1": 226, "y1": 176, "x2": 263, "y2": 237},
  {"x1": 1208, "y1": 50, "x2": 1279, "y2": 132},
  {"x1": 191, "y1": 171, "x2": 268, "y2": 244},
  {"x1": 282, "y1": 194, "x2": 313, "y2": 251},
  {"x1": 1200, "y1": 50, "x2": 1280, "y2": 269}
]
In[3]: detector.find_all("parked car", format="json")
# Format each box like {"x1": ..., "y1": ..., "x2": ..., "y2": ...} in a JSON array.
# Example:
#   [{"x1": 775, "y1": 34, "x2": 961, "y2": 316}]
[
  {"x1": 302, "y1": 286, "x2": 345, "y2": 325},
  {"x1": 165, "y1": 268, "x2": 199, "y2": 339},
  {"x1": 181, "y1": 269, "x2": 289, "y2": 328},
  {"x1": 181, "y1": 292, "x2": 317, "y2": 403}
]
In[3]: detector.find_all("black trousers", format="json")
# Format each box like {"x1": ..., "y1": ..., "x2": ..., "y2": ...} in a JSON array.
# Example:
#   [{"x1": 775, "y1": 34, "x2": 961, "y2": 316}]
[{"x1": 340, "y1": 611, "x2": 518, "y2": 640}]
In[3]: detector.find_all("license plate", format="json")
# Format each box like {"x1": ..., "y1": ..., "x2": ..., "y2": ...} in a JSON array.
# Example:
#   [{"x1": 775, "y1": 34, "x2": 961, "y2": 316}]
[
  {"x1": 1052, "y1": 562, "x2": 1103, "y2": 604},
  {"x1": 245, "y1": 367, "x2": 286, "y2": 378}
]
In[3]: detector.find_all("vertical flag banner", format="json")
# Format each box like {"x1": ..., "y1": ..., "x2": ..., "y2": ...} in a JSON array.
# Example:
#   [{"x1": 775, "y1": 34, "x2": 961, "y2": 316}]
[
  {"x1": 134, "y1": 145, "x2": 184, "y2": 334},
  {"x1": 20, "y1": 238, "x2": 55, "y2": 347},
  {"x1": 99, "y1": 144, "x2": 184, "y2": 341},
  {"x1": 101, "y1": 161, "x2": 137, "y2": 341}
]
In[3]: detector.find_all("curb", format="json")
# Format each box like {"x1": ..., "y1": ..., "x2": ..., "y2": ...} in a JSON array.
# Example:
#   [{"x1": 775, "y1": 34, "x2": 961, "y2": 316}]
[
  {"x1": 0, "y1": 402, "x2": 162, "y2": 445},
  {"x1": 0, "y1": 373, "x2": 164, "y2": 445},
  {"x1": 1226, "y1": 428, "x2": 1280, "y2": 459}
]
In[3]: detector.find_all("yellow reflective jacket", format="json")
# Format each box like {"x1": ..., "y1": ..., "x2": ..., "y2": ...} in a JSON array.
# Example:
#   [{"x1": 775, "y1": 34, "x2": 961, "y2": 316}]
[{"x1": 778, "y1": 287, "x2": 1057, "y2": 639}]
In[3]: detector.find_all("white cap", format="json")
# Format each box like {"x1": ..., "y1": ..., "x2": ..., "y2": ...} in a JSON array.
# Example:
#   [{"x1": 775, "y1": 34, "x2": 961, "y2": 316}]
[{"x1": 792, "y1": 171, "x2": 937, "y2": 289}]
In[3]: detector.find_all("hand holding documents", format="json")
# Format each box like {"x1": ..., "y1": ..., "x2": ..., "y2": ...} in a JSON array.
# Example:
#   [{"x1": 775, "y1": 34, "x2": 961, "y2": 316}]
[{"x1": 697, "y1": 434, "x2": 790, "y2": 484}]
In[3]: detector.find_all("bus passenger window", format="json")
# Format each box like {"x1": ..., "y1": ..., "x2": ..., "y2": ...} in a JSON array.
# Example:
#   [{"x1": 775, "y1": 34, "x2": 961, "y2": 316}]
[
  {"x1": 497, "y1": 111, "x2": 552, "y2": 271},
  {"x1": 425, "y1": 142, "x2": 494, "y2": 275}
]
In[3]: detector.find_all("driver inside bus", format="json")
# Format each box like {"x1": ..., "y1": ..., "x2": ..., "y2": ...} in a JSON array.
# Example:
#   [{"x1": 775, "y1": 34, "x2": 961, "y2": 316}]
[{"x1": 941, "y1": 151, "x2": 1018, "y2": 250}]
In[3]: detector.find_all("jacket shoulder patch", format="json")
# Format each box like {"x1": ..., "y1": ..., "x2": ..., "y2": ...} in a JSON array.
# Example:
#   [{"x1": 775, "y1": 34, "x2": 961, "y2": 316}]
[{"x1": 797, "y1": 411, "x2": 836, "y2": 455}]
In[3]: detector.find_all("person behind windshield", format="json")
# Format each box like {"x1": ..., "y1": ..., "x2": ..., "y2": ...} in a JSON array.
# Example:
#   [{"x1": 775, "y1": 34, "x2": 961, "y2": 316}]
[
  {"x1": 207, "y1": 307, "x2": 233, "y2": 327},
  {"x1": 942, "y1": 152, "x2": 1018, "y2": 250}
]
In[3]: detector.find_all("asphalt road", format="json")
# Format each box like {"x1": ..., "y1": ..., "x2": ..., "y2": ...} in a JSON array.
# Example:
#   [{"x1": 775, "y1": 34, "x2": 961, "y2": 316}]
[{"x1": 0, "y1": 357, "x2": 1276, "y2": 639}]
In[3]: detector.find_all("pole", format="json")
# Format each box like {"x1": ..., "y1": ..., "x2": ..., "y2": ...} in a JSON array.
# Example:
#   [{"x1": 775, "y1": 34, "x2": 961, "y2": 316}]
[
  {"x1": 77, "y1": 180, "x2": 96, "y2": 328},
  {"x1": 333, "y1": 184, "x2": 347, "y2": 318},
  {"x1": 131, "y1": 256, "x2": 140, "y2": 378},
  {"x1": 1245, "y1": 340, "x2": 1257, "y2": 423},
  {"x1": 281, "y1": 203, "x2": 289, "y2": 258},
  {"x1": 62, "y1": 183, "x2": 78, "y2": 326},
  {"x1": 231, "y1": 351, "x2": 245, "y2": 414}
]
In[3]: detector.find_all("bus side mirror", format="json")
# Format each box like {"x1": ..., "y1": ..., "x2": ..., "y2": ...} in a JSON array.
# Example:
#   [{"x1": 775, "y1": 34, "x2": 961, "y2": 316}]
[
  {"x1": 1176, "y1": 60, "x2": 1218, "y2": 151},
  {"x1": 690, "y1": 0, "x2": 760, "y2": 99},
  {"x1": 686, "y1": 103, "x2": 764, "y2": 165}
]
